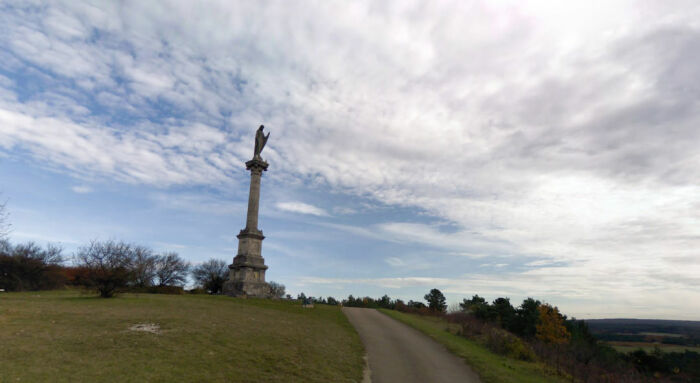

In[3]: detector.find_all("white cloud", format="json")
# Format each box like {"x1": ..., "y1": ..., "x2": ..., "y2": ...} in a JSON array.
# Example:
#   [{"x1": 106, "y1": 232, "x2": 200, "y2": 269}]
[
  {"x1": 276, "y1": 202, "x2": 329, "y2": 217},
  {"x1": 0, "y1": 107, "x2": 241, "y2": 185},
  {"x1": 479, "y1": 263, "x2": 508, "y2": 268},
  {"x1": 1, "y1": 1, "x2": 699, "y2": 317},
  {"x1": 71, "y1": 185, "x2": 92, "y2": 194},
  {"x1": 332, "y1": 206, "x2": 357, "y2": 215}
]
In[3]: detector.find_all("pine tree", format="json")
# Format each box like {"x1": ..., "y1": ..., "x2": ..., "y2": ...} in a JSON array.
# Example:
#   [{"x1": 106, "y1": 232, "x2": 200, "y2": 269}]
[{"x1": 424, "y1": 288, "x2": 447, "y2": 313}]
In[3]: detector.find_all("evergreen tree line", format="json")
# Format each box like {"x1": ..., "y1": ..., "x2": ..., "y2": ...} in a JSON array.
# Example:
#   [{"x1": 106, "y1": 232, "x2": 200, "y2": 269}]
[{"x1": 292, "y1": 292, "x2": 339, "y2": 305}]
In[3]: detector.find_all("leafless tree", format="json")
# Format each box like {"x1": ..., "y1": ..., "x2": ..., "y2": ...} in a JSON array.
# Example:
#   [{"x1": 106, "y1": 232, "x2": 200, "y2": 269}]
[
  {"x1": 131, "y1": 246, "x2": 157, "y2": 287},
  {"x1": 154, "y1": 252, "x2": 189, "y2": 287},
  {"x1": 74, "y1": 240, "x2": 135, "y2": 298},
  {"x1": 12, "y1": 242, "x2": 64, "y2": 265},
  {"x1": 191, "y1": 259, "x2": 228, "y2": 294},
  {"x1": 268, "y1": 281, "x2": 285, "y2": 298}
]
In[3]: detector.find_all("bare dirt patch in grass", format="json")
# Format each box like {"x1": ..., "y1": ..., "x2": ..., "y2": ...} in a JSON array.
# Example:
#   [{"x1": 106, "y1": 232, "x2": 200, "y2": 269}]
[{"x1": 129, "y1": 323, "x2": 160, "y2": 334}]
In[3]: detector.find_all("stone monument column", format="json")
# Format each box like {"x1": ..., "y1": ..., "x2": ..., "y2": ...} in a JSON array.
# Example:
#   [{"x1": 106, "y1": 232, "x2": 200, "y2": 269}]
[
  {"x1": 223, "y1": 125, "x2": 271, "y2": 298},
  {"x1": 244, "y1": 161, "x2": 264, "y2": 232}
]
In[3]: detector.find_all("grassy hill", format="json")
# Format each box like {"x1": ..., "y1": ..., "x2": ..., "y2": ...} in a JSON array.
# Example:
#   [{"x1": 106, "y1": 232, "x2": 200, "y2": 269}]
[{"x1": 0, "y1": 290, "x2": 364, "y2": 383}]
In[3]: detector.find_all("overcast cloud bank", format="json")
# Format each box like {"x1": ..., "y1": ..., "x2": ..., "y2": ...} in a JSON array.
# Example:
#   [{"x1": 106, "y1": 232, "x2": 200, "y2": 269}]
[{"x1": 1, "y1": 1, "x2": 698, "y2": 318}]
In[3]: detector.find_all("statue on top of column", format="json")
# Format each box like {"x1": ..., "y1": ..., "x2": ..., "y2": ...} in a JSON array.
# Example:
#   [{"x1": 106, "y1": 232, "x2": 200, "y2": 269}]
[{"x1": 253, "y1": 125, "x2": 270, "y2": 159}]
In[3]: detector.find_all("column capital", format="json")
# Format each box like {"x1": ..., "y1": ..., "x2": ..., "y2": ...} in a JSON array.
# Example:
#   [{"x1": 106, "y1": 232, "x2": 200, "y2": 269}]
[{"x1": 246, "y1": 158, "x2": 269, "y2": 172}]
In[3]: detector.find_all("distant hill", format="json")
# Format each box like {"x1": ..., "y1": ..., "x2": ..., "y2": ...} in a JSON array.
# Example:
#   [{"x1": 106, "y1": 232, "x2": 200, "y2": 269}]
[
  {"x1": 586, "y1": 319, "x2": 700, "y2": 352},
  {"x1": 587, "y1": 319, "x2": 700, "y2": 335}
]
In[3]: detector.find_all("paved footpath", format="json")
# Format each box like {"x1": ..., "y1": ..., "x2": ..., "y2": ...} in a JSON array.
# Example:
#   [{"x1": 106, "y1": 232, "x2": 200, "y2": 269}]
[{"x1": 343, "y1": 307, "x2": 482, "y2": 383}]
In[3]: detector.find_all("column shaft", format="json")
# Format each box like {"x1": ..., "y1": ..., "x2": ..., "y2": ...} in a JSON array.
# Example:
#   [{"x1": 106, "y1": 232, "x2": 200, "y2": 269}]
[{"x1": 245, "y1": 168, "x2": 262, "y2": 230}]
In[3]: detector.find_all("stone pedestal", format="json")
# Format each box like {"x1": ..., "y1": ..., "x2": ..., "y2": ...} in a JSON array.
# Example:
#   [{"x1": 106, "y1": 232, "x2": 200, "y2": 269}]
[{"x1": 222, "y1": 158, "x2": 271, "y2": 297}]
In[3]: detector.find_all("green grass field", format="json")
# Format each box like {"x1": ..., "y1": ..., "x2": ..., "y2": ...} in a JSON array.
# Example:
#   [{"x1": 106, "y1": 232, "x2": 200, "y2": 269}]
[
  {"x1": 379, "y1": 309, "x2": 568, "y2": 383},
  {"x1": 0, "y1": 290, "x2": 364, "y2": 383}
]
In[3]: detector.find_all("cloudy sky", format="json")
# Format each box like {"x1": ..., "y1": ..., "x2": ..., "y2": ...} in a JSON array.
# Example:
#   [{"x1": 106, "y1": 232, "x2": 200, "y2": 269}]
[{"x1": 1, "y1": 1, "x2": 699, "y2": 319}]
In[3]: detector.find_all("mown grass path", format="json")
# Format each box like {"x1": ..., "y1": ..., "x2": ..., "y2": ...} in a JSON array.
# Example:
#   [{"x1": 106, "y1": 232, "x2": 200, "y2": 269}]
[{"x1": 0, "y1": 290, "x2": 364, "y2": 382}]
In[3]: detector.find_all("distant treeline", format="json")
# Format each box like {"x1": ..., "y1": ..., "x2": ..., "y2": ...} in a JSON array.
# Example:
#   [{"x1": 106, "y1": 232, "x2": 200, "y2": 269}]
[
  {"x1": 587, "y1": 318, "x2": 700, "y2": 333},
  {"x1": 596, "y1": 333, "x2": 699, "y2": 346},
  {"x1": 586, "y1": 319, "x2": 700, "y2": 348}
]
